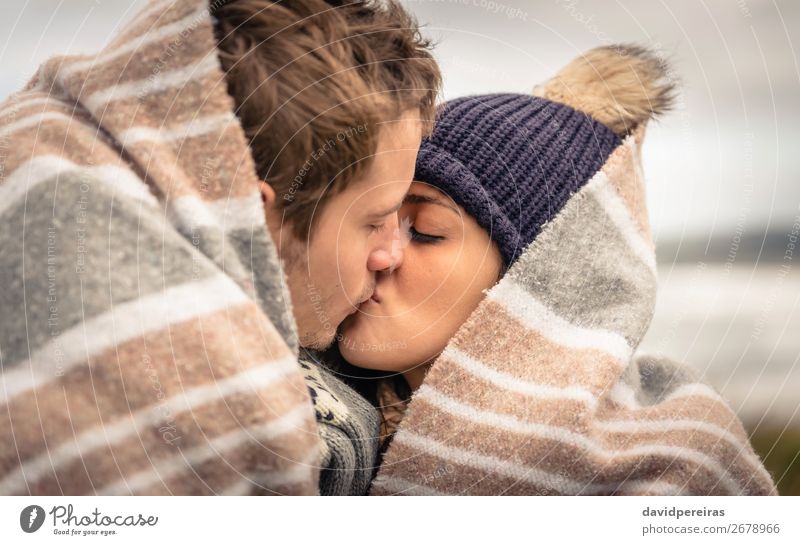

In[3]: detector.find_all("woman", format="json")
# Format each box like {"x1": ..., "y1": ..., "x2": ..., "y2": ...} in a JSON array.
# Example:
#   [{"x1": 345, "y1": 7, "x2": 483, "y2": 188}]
[{"x1": 313, "y1": 44, "x2": 778, "y2": 495}]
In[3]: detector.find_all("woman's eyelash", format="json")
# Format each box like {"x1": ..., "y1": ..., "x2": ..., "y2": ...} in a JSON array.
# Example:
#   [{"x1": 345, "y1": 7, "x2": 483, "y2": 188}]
[
  {"x1": 409, "y1": 226, "x2": 444, "y2": 243},
  {"x1": 370, "y1": 223, "x2": 386, "y2": 233}
]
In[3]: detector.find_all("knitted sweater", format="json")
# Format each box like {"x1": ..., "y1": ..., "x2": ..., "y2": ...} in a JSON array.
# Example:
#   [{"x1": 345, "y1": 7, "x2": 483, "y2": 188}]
[
  {"x1": 298, "y1": 350, "x2": 380, "y2": 495},
  {"x1": 0, "y1": 0, "x2": 323, "y2": 495},
  {"x1": 369, "y1": 124, "x2": 779, "y2": 496}
]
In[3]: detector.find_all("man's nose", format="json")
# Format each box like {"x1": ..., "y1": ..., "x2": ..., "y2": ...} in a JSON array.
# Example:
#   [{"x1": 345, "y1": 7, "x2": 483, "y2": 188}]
[{"x1": 366, "y1": 217, "x2": 405, "y2": 273}]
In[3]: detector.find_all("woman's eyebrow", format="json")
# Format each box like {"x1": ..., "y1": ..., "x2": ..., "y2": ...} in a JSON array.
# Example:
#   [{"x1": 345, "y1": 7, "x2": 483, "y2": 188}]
[{"x1": 403, "y1": 192, "x2": 459, "y2": 214}]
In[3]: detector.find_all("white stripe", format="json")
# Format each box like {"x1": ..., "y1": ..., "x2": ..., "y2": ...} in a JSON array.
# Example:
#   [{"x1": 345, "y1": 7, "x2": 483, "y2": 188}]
[
  {"x1": 373, "y1": 466, "x2": 686, "y2": 497},
  {"x1": 0, "y1": 96, "x2": 65, "y2": 121},
  {"x1": 0, "y1": 111, "x2": 83, "y2": 139},
  {"x1": 0, "y1": 355, "x2": 300, "y2": 494},
  {"x1": 61, "y1": 6, "x2": 209, "y2": 79},
  {"x1": 84, "y1": 54, "x2": 218, "y2": 111},
  {"x1": 607, "y1": 381, "x2": 641, "y2": 409},
  {"x1": 665, "y1": 382, "x2": 733, "y2": 405},
  {"x1": 370, "y1": 476, "x2": 449, "y2": 496},
  {"x1": 393, "y1": 429, "x2": 611, "y2": 495},
  {"x1": 608, "y1": 379, "x2": 734, "y2": 411},
  {"x1": 96, "y1": 403, "x2": 315, "y2": 495},
  {"x1": 119, "y1": 112, "x2": 236, "y2": 147},
  {"x1": 487, "y1": 279, "x2": 633, "y2": 364},
  {"x1": 443, "y1": 346, "x2": 599, "y2": 410},
  {"x1": 414, "y1": 385, "x2": 744, "y2": 495},
  {"x1": 0, "y1": 154, "x2": 158, "y2": 219},
  {"x1": 595, "y1": 417, "x2": 772, "y2": 483},
  {"x1": 168, "y1": 194, "x2": 266, "y2": 233},
  {"x1": 585, "y1": 170, "x2": 657, "y2": 277},
  {"x1": 604, "y1": 379, "x2": 773, "y2": 484},
  {"x1": 0, "y1": 274, "x2": 251, "y2": 406}
]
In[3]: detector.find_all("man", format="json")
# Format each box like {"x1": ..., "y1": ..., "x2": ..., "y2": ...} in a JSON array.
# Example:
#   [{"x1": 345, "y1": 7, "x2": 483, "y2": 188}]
[{"x1": 0, "y1": 0, "x2": 440, "y2": 495}]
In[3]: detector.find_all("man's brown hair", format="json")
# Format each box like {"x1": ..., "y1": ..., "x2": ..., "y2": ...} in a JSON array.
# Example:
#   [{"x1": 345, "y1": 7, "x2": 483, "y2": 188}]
[{"x1": 213, "y1": 0, "x2": 441, "y2": 240}]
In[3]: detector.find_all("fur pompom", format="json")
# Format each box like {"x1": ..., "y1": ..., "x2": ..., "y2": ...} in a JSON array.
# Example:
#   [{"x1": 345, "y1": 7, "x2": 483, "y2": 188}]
[{"x1": 532, "y1": 44, "x2": 676, "y2": 137}]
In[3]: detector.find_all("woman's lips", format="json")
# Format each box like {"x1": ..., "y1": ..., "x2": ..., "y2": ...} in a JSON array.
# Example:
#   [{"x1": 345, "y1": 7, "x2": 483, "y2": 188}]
[{"x1": 358, "y1": 290, "x2": 381, "y2": 308}]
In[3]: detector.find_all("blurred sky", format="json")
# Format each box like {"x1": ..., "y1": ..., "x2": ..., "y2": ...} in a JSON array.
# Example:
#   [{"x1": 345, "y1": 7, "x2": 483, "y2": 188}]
[{"x1": 1, "y1": 0, "x2": 798, "y2": 426}]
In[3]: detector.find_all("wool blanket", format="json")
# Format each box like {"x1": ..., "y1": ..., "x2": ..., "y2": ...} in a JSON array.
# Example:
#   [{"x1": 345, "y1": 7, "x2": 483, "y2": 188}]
[{"x1": 0, "y1": 0, "x2": 323, "y2": 495}]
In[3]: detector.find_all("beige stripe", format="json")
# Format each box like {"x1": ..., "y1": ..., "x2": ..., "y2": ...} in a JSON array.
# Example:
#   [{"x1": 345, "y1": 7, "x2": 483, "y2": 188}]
[
  {"x1": 22, "y1": 372, "x2": 317, "y2": 495},
  {"x1": 380, "y1": 431, "x2": 611, "y2": 495},
  {"x1": 0, "y1": 110, "x2": 94, "y2": 140},
  {"x1": 106, "y1": 0, "x2": 200, "y2": 53},
  {"x1": 131, "y1": 141, "x2": 259, "y2": 201},
  {"x1": 119, "y1": 112, "x2": 236, "y2": 147},
  {"x1": 61, "y1": 5, "x2": 209, "y2": 79},
  {"x1": 446, "y1": 300, "x2": 622, "y2": 392},
  {"x1": 0, "y1": 94, "x2": 71, "y2": 121},
  {"x1": 95, "y1": 403, "x2": 317, "y2": 495},
  {"x1": 412, "y1": 386, "x2": 747, "y2": 494},
  {"x1": 149, "y1": 448, "x2": 321, "y2": 496},
  {"x1": 0, "y1": 118, "x2": 145, "y2": 191},
  {"x1": 596, "y1": 422, "x2": 773, "y2": 493},
  {"x1": 598, "y1": 389, "x2": 747, "y2": 441},
  {"x1": 369, "y1": 475, "x2": 449, "y2": 496},
  {"x1": 1, "y1": 274, "x2": 250, "y2": 405},
  {"x1": 392, "y1": 393, "x2": 742, "y2": 494},
  {"x1": 0, "y1": 355, "x2": 300, "y2": 494},
  {"x1": 0, "y1": 154, "x2": 158, "y2": 220},
  {"x1": 429, "y1": 350, "x2": 595, "y2": 429},
  {"x1": 0, "y1": 302, "x2": 292, "y2": 473},
  {"x1": 83, "y1": 54, "x2": 218, "y2": 112},
  {"x1": 442, "y1": 345, "x2": 600, "y2": 408},
  {"x1": 487, "y1": 279, "x2": 633, "y2": 364}
]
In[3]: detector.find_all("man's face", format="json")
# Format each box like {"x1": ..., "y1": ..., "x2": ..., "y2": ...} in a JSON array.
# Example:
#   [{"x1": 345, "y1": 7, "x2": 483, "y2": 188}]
[{"x1": 264, "y1": 110, "x2": 422, "y2": 349}]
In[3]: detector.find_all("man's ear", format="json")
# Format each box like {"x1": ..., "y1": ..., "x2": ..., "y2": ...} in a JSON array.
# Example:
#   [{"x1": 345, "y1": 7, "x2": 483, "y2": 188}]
[{"x1": 258, "y1": 181, "x2": 277, "y2": 206}]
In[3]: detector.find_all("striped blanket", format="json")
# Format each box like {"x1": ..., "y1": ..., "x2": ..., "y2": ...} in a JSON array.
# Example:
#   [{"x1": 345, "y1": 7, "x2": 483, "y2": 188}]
[
  {"x1": 369, "y1": 123, "x2": 779, "y2": 496},
  {"x1": 0, "y1": 0, "x2": 322, "y2": 494}
]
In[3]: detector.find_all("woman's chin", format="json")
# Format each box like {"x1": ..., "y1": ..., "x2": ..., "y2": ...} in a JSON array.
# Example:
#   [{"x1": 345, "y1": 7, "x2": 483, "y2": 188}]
[{"x1": 337, "y1": 317, "x2": 408, "y2": 370}]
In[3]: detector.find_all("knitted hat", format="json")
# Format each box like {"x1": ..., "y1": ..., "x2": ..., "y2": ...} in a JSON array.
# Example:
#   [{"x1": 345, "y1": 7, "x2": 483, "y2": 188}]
[{"x1": 414, "y1": 44, "x2": 674, "y2": 268}]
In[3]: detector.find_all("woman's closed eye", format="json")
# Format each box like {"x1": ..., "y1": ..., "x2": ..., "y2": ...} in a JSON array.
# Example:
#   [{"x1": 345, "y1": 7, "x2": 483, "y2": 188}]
[{"x1": 409, "y1": 225, "x2": 444, "y2": 244}]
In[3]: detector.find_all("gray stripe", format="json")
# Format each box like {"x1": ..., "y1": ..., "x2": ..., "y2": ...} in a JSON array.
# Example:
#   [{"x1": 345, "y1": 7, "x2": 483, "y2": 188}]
[
  {"x1": 631, "y1": 354, "x2": 703, "y2": 406},
  {"x1": 0, "y1": 171, "x2": 220, "y2": 369},
  {"x1": 505, "y1": 181, "x2": 656, "y2": 347},
  {"x1": 228, "y1": 228, "x2": 299, "y2": 356},
  {"x1": 178, "y1": 220, "x2": 299, "y2": 355}
]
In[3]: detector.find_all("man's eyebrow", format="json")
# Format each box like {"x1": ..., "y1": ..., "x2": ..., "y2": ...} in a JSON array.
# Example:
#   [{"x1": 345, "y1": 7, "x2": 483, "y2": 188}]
[
  {"x1": 403, "y1": 192, "x2": 459, "y2": 214},
  {"x1": 366, "y1": 200, "x2": 404, "y2": 219}
]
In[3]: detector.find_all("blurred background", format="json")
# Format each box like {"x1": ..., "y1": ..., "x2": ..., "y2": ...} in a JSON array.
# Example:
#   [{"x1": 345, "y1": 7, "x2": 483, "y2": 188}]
[{"x1": 1, "y1": 0, "x2": 798, "y2": 494}]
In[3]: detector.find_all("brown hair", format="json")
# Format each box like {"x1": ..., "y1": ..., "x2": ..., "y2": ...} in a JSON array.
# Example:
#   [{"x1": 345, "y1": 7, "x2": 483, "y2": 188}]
[{"x1": 213, "y1": 0, "x2": 441, "y2": 240}]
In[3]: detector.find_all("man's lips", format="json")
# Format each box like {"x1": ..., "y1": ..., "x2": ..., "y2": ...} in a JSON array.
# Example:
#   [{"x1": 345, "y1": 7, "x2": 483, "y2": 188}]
[{"x1": 347, "y1": 289, "x2": 380, "y2": 315}]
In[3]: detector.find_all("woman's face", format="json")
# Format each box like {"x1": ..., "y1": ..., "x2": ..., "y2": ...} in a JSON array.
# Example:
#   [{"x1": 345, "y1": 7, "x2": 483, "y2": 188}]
[{"x1": 337, "y1": 181, "x2": 503, "y2": 378}]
